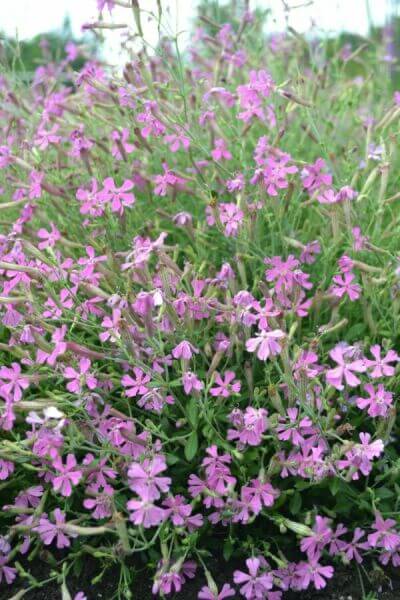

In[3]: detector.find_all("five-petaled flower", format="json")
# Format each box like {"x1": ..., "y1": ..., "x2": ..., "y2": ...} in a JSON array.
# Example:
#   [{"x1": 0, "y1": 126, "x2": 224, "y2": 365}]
[
  {"x1": 0, "y1": 362, "x2": 30, "y2": 403},
  {"x1": 52, "y1": 454, "x2": 83, "y2": 497},
  {"x1": 64, "y1": 358, "x2": 98, "y2": 394}
]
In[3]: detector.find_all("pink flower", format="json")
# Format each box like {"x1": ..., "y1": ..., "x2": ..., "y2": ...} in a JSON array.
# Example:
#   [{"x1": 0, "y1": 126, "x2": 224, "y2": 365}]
[
  {"x1": 97, "y1": 0, "x2": 115, "y2": 12},
  {"x1": 264, "y1": 255, "x2": 311, "y2": 293},
  {"x1": 300, "y1": 240, "x2": 321, "y2": 264},
  {"x1": 356, "y1": 383, "x2": 393, "y2": 417},
  {"x1": 198, "y1": 583, "x2": 235, "y2": 599},
  {"x1": 0, "y1": 460, "x2": 14, "y2": 480},
  {"x1": 300, "y1": 516, "x2": 332, "y2": 559},
  {"x1": 127, "y1": 455, "x2": 171, "y2": 501},
  {"x1": 152, "y1": 559, "x2": 196, "y2": 596},
  {"x1": 0, "y1": 362, "x2": 29, "y2": 402},
  {"x1": 76, "y1": 179, "x2": 104, "y2": 217},
  {"x1": 246, "y1": 329, "x2": 285, "y2": 361},
  {"x1": 172, "y1": 340, "x2": 198, "y2": 360},
  {"x1": 187, "y1": 474, "x2": 207, "y2": 499},
  {"x1": 43, "y1": 289, "x2": 74, "y2": 319},
  {"x1": 0, "y1": 145, "x2": 12, "y2": 169},
  {"x1": 228, "y1": 407, "x2": 268, "y2": 447},
  {"x1": 326, "y1": 344, "x2": 366, "y2": 390},
  {"x1": 218, "y1": 203, "x2": 244, "y2": 237},
  {"x1": 137, "y1": 388, "x2": 174, "y2": 413},
  {"x1": 65, "y1": 40, "x2": 79, "y2": 61},
  {"x1": 242, "y1": 298, "x2": 280, "y2": 329},
  {"x1": 37, "y1": 223, "x2": 61, "y2": 249},
  {"x1": 173, "y1": 211, "x2": 193, "y2": 227},
  {"x1": 0, "y1": 556, "x2": 17, "y2": 585},
  {"x1": 182, "y1": 371, "x2": 204, "y2": 395},
  {"x1": 317, "y1": 188, "x2": 338, "y2": 204},
  {"x1": 233, "y1": 557, "x2": 273, "y2": 599},
  {"x1": 248, "y1": 70, "x2": 275, "y2": 96},
  {"x1": 52, "y1": 454, "x2": 82, "y2": 497},
  {"x1": 152, "y1": 567, "x2": 184, "y2": 596},
  {"x1": 226, "y1": 173, "x2": 245, "y2": 192},
  {"x1": 252, "y1": 158, "x2": 298, "y2": 196},
  {"x1": 295, "y1": 560, "x2": 334, "y2": 590},
  {"x1": 137, "y1": 101, "x2": 166, "y2": 138},
  {"x1": 237, "y1": 70, "x2": 274, "y2": 106},
  {"x1": 301, "y1": 158, "x2": 332, "y2": 192},
  {"x1": 199, "y1": 110, "x2": 216, "y2": 125},
  {"x1": 154, "y1": 164, "x2": 185, "y2": 196},
  {"x1": 99, "y1": 177, "x2": 135, "y2": 215},
  {"x1": 365, "y1": 344, "x2": 399, "y2": 378},
  {"x1": 162, "y1": 494, "x2": 191, "y2": 526},
  {"x1": 336, "y1": 432, "x2": 384, "y2": 480},
  {"x1": 210, "y1": 371, "x2": 241, "y2": 398},
  {"x1": 342, "y1": 528, "x2": 368, "y2": 563},
  {"x1": 379, "y1": 547, "x2": 400, "y2": 568},
  {"x1": 217, "y1": 23, "x2": 233, "y2": 48},
  {"x1": 63, "y1": 358, "x2": 98, "y2": 394},
  {"x1": 241, "y1": 478, "x2": 279, "y2": 514},
  {"x1": 100, "y1": 309, "x2": 122, "y2": 343},
  {"x1": 276, "y1": 408, "x2": 315, "y2": 445},
  {"x1": 164, "y1": 130, "x2": 190, "y2": 152},
  {"x1": 162, "y1": 495, "x2": 203, "y2": 530},
  {"x1": 202, "y1": 445, "x2": 236, "y2": 495},
  {"x1": 368, "y1": 513, "x2": 400, "y2": 551},
  {"x1": 328, "y1": 523, "x2": 348, "y2": 555},
  {"x1": 211, "y1": 139, "x2": 232, "y2": 161},
  {"x1": 121, "y1": 367, "x2": 151, "y2": 397},
  {"x1": 293, "y1": 351, "x2": 323, "y2": 380},
  {"x1": 34, "y1": 124, "x2": 61, "y2": 150},
  {"x1": 237, "y1": 100, "x2": 267, "y2": 124},
  {"x1": 36, "y1": 325, "x2": 67, "y2": 366},
  {"x1": 352, "y1": 226, "x2": 368, "y2": 251},
  {"x1": 34, "y1": 509, "x2": 76, "y2": 548},
  {"x1": 126, "y1": 493, "x2": 167, "y2": 528},
  {"x1": 68, "y1": 125, "x2": 93, "y2": 157},
  {"x1": 29, "y1": 170, "x2": 44, "y2": 199},
  {"x1": 331, "y1": 272, "x2": 361, "y2": 301},
  {"x1": 111, "y1": 128, "x2": 135, "y2": 160},
  {"x1": 204, "y1": 87, "x2": 235, "y2": 107},
  {"x1": 77, "y1": 245, "x2": 107, "y2": 267},
  {"x1": 336, "y1": 186, "x2": 357, "y2": 202},
  {"x1": 83, "y1": 487, "x2": 114, "y2": 519}
]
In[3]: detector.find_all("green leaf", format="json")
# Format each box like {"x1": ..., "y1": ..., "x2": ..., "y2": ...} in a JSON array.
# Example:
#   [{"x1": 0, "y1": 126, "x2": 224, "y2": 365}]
[
  {"x1": 185, "y1": 431, "x2": 198, "y2": 462},
  {"x1": 294, "y1": 480, "x2": 311, "y2": 491},
  {"x1": 187, "y1": 397, "x2": 199, "y2": 428},
  {"x1": 289, "y1": 492, "x2": 302, "y2": 515},
  {"x1": 223, "y1": 538, "x2": 234, "y2": 561},
  {"x1": 376, "y1": 487, "x2": 394, "y2": 500},
  {"x1": 329, "y1": 477, "x2": 340, "y2": 496},
  {"x1": 345, "y1": 323, "x2": 366, "y2": 341},
  {"x1": 72, "y1": 557, "x2": 83, "y2": 578},
  {"x1": 166, "y1": 454, "x2": 180, "y2": 465}
]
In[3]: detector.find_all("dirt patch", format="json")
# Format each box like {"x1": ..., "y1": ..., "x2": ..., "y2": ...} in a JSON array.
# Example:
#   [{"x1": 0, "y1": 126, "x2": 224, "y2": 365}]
[{"x1": 2, "y1": 560, "x2": 400, "y2": 599}]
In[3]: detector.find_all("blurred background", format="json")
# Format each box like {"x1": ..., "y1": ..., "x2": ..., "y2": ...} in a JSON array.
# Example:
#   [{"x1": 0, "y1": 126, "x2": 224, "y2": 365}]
[{"x1": 1, "y1": 0, "x2": 400, "y2": 70}]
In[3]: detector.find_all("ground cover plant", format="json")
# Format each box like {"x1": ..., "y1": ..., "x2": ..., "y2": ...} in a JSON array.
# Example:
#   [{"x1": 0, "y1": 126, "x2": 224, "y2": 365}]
[{"x1": 1, "y1": 1, "x2": 400, "y2": 598}]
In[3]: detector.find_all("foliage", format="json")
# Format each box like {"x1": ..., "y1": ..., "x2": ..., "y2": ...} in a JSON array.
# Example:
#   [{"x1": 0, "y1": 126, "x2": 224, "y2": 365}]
[
  {"x1": 0, "y1": 17, "x2": 90, "y2": 78},
  {"x1": 0, "y1": 1, "x2": 400, "y2": 599}
]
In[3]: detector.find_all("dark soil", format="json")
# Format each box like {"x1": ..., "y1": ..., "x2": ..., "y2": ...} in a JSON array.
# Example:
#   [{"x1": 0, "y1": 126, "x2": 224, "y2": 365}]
[{"x1": 2, "y1": 557, "x2": 400, "y2": 600}]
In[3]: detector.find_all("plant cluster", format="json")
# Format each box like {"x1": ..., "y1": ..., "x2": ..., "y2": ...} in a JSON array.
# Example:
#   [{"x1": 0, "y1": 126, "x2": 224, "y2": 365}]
[{"x1": 1, "y1": 1, "x2": 400, "y2": 598}]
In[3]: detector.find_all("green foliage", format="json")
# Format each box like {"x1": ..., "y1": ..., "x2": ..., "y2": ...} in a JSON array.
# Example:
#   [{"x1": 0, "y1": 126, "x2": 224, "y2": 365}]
[{"x1": 0, "y1": 17, "x2": 91, "y2": 78}]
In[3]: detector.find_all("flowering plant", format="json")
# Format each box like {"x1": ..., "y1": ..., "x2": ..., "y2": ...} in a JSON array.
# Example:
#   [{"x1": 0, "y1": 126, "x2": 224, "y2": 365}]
[{"x1": 1, "y1": 1, "x2": 400, "y2": 598}]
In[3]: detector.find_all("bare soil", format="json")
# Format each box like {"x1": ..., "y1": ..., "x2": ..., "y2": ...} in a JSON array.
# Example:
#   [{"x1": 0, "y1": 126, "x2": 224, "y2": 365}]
[{"x1": 2, "y1": 559, "x2": 400, "y2": 600}]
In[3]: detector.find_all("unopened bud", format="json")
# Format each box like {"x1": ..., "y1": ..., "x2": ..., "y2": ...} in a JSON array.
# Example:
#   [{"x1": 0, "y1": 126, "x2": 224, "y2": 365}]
[{"x1": 281, "y1": 518, "x2": 314, "y2": 537}]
